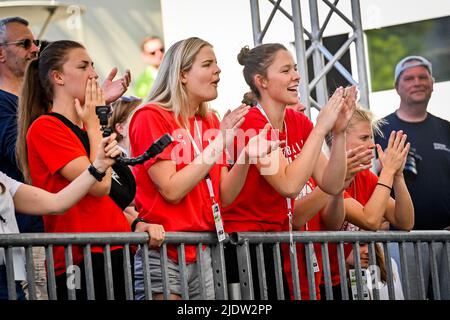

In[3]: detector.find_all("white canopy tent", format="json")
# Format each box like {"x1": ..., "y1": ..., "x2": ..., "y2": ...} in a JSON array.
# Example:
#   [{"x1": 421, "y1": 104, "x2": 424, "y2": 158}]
[{"x1": 0, "y1": 0, "x2": 86, "y2": 38}]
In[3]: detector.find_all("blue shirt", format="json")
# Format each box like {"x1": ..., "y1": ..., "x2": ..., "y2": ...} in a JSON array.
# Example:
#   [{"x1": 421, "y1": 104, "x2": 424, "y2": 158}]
[
  {"x1": 375, "y1": 111, "x2": 450, "y2": 230},
  {"x1": 0, "y1": 89, "x2": 43, "y2": 232}
]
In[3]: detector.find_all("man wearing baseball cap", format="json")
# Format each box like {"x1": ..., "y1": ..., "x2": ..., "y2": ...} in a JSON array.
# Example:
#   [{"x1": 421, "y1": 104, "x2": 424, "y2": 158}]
[{"x1": 375, "y1": 56, "x2": 450, "y2": 299}]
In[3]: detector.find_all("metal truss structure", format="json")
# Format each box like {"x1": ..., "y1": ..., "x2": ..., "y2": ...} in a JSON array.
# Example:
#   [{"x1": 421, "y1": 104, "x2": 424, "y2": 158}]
[{"x1": 249, "y1": 0, "x2": 370, "y2": 117}]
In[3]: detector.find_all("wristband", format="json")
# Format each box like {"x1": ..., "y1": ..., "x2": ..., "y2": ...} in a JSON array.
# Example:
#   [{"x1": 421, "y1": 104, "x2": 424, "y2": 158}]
[
  {"x1": 88, "y1": 164, "x2": 106, "y2": 181},
  {"x1": 376, "y1": 182, "x2": 392, "y2": 191},
  {"x1": 131, "y1": 217, "x2": 148, "y2": 232}
]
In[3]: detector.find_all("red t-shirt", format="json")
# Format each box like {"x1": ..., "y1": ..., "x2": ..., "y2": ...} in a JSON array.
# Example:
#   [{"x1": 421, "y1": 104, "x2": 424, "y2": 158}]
[
  {"x1": 129, "y1": 104, "x2": 224, "y2": 263},
  {"x1": 222, "y1": 107, "x2": 314, "y2": 232},
  {"x1": 27, "y1": 115, "x2": 130, "y2": 276},
  {"x1": 326, "y1": 169, "x2": 378, "y2": 286},
  {"x1": 282, "y1": 179, "x2": 325, "y2": 300}
]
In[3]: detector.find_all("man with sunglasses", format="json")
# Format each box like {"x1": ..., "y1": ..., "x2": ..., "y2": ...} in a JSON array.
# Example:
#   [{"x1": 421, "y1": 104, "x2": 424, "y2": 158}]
[{"x1": 133, "y1": 35, "x2": 165, "y2": 99}]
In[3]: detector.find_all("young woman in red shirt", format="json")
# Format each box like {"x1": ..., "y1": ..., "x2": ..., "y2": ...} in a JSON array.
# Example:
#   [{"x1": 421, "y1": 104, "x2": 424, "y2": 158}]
[
  {"x1": 129, "y1": 37, "x2": 279, "y2": 300},
  {"x1": 16, "y1": 40, "x2": 164, "y2": 300},
  {"x1": 222, "y1": 43, "x2": 356, "y2": 300},
  {"x1": 321, "y1": 107, "x2": 414, "y2": 299}
]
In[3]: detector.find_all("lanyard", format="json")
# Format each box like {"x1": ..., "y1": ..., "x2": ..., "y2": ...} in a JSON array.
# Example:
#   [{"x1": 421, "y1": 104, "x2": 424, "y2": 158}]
[
  {"x1": 185, "y1": 118, "x2": 226, "y2": 242},
  {"x1": 185, "y1": 118, "x2": 216, "y2": 200},
  {"x1": 256, "y1": 103, "x2": 295, "y2": 252},
  {"x1": 186, "y1": 118, "x2": 203, "y2": 157}
]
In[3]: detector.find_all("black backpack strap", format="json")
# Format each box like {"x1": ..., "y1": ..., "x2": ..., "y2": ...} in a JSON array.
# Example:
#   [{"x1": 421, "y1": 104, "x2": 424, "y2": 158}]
[
  {"x1": 45, "y1": 112, "x2": 136, "y2": 210},
  {"x1": 46, "y1": 112, "x2": 90, "y2": 154}
]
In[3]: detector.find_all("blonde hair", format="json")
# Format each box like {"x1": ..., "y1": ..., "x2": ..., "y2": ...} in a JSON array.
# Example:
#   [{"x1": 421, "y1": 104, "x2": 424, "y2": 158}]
[
  {"x1": 109, "y1": 97, "x2": 142, "y2": 142},
  {"x1": 145, "y1": 37, "x2": 213, "y2": 128},
  {"x1": 375, "y1": 243, "x2": 387, "y2": 283},
  {"x1": 347, "y1": 104, "x2": 386, "y2": 138},
  {"x1": 16, "y1": 40, "x2": 84, "y2": 183},
  {"x1": 325, "y1": 104, "x2": 387, "y2": 148}
]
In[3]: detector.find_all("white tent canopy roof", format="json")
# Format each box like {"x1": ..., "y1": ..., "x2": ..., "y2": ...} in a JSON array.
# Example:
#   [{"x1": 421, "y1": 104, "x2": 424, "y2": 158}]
[{"x1": 0, "y1": 1, "x2": 86, "y2": 38}]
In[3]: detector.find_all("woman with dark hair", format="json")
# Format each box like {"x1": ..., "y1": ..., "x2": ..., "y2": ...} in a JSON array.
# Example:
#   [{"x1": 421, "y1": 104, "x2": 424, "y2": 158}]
[
  {"x1": 1, "y1": 135, "x2": 121, "y2": 300},
  {"x1": 16, "y1": 40, "x2": 164, "y2": 300},
  {"x1": 222, "y1": 43, "x2": 356, "y2": 299}
]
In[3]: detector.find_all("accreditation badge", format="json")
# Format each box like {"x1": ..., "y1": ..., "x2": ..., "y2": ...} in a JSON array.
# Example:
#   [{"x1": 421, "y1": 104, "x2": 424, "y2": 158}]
[{"x1": 212, "y1": 202, "x2": 226, "y2": 242}]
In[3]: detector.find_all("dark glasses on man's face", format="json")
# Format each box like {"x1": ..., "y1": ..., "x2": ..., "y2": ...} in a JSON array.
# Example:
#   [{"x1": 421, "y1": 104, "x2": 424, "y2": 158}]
[
  {"x1": 120, "y1": 95, "x2": 142, "y2": 103},
  {"x1": 0, "y1": 39, "x2": 41, "y2": 50},
  {"x1": 147, "y1": 47, "x2": 164, "y2": 56}
]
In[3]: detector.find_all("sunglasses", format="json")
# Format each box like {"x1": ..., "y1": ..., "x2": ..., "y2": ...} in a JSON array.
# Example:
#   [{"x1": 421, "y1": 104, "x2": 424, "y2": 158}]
[
  {"x1": 119, "y1": 95, "x2": 142, "y2": 103},
  {"x1": 0, "y1": 39, "x2": 41, "y2": 50},
  {"x1": 146, "y1": 47, "x2": 164, "y2": 56}
]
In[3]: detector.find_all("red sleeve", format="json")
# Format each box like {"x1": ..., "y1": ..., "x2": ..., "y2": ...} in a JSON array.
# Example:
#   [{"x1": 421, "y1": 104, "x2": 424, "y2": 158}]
[
  {"x1": 129, "y1": 105, "x2": 178, "y2": 170},
  {"x1": 296, "y1": 111, "x2": 314, "y2": 142},
  {"x1": 27, "y1": 116, "x2": 86, "y2": 175},
  {"x1": 343, "y1": 191, "x2": 352, "y2": 199}
]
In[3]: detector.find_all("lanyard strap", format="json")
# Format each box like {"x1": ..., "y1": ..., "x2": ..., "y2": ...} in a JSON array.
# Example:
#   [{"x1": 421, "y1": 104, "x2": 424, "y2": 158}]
[
  {"x1": 185, "y1": 118, "x2": 216, "y2": 202},
  {"x1": 256, "y1": 103, "x2": 295, "y2": 252},
  {"x1": 186, "y1": 118, "x2": 203, "y2": 157}
]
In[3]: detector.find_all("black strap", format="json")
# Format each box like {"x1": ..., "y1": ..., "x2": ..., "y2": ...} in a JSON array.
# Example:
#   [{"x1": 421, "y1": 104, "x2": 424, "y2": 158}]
[
  {"x1": 45, "y1": 112, "x2": 136, "y2": 210},
  {"x1": 46, "y1": 112, "x2": 90, "y2": 154}
]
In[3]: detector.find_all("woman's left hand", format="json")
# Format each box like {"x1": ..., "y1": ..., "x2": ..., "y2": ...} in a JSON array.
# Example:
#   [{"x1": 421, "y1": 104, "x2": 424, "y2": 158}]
[
  {"x1": 102, "y1": 68, "x2": 131, "y2": 104},
  {"x1": 135, "y1": 222, "x2": 165, "y2": 248},
  {"x1": 343, "y1": 145, "x2": 373, "y2": 189},
  {"x1": 376, "y1": 130, "x2": 410, "y2": 177}
]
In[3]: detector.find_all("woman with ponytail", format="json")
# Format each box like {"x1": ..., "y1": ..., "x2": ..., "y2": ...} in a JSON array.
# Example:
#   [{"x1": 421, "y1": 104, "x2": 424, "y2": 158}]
[
  {"x1": 16, "y1": 40, "x2": 164, "y2": 300},
  {"x1": 1, "y1": 134, "x2": 121, "y2": 300},
  {"x1": 222, "y1": 44, "x2": 356, "y2": 300}
]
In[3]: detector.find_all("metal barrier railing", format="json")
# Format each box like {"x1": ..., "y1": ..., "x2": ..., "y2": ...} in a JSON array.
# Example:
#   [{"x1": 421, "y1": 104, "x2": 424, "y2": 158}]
[
  {"x1": 0, "y1": 232, "x2": 227, "y2": 300},
  {"x1": 231, "y1": 231, "x2": 450, "y2": 300},
  {"x1": 1, "y1": 230, "x2": 449, "y2": 300}
]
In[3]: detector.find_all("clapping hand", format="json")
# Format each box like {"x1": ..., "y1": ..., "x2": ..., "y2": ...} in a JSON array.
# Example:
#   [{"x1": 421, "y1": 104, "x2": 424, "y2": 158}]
[
  {"x1": 315, "y1": 87, "x2": 345, "y2": 135},
  {"x1": 219, "y1": 104, "x2": 250, "y2": 148},
  {"x1": 102, "y1": 68, "x2": 131, "y2": 104},
  {"x1": 245, "y1": 123, "x2": 282, "y2": 162},
  {"x1": 376, "y1": 130, "x2": 410, "y2": 177},
  {"x1": 332, "y1": 86, "x2": 357, "y2": 135},
  {"x1": 343, "y1": 145, "x2": 374, "y2": 189}
]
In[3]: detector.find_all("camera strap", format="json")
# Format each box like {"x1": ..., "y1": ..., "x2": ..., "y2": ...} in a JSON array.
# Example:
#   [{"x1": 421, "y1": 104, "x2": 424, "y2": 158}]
[
  {"x1": 46, "y1": 112, "x2": 90, "y2": 153},
  {"x1": 45, "y1": 112, "x2": 136, "y2": 210}
]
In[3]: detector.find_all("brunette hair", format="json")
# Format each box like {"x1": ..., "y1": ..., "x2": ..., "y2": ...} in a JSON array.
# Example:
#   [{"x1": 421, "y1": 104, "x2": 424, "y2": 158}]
[
  {"x1": 16, "y1": 40, "x2": 84, "y2": 182},
  {"x1": 237, "y1": 43, "x2": 287, "y2": 99}
]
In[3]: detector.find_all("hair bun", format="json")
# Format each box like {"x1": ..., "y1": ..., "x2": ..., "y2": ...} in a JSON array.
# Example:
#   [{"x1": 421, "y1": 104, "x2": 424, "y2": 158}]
[{"x1": 237, "y1": 46, "x2": 251, "y2": 65}]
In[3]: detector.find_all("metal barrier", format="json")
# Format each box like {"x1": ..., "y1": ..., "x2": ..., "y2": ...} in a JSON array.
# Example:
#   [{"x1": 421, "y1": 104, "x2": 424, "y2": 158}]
[
  {"x1": 231, "y1": 231, "x2": 450, "y2": 300},
  {"x1": 0, "y1": 232, "x2": 227, "y2": 300},
  {"x1": 1, "y1": 230, "x2": 449, "y2": 300}
]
